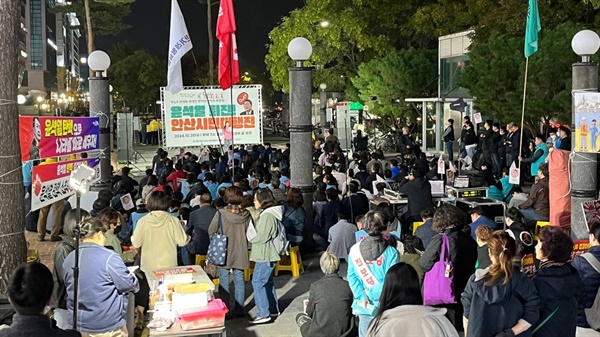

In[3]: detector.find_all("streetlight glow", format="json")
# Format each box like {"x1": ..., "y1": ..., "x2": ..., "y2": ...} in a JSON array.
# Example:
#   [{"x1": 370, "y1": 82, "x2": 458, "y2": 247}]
[
  {"x1": 36, "y1": 96, "x2": 43, "y2": 103},
  {"x1": 320, "y1": 20, "x2": 330, "y2": 28}
]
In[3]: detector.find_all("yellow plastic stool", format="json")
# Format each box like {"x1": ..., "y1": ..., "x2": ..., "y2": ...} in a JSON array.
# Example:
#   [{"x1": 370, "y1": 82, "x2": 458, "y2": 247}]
[
  {"x1": 274, "y1": 246, "x2": 304, "y2": 277},
  {"x1": 195, "y1": 255, "x2": 207, "y2": 267},
  {"x1": 244, "y1": 251, "x2": 254, "y2": 281},
  {"x1": 412, "y1": 222, "x2": 424, "y2": 235},
  {"x1": 535, "y1": 221, "x2": 551, "y2": 240}
]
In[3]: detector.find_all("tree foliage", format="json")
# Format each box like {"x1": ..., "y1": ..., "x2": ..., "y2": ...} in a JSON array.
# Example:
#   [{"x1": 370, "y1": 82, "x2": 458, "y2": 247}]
[
  {"x1": 265, "y1": 0, "x2": 432, "y2": 93},
  {"x1": 351, "y1": 49, "x2": 437, "y2": 120},
  {"x1": 53, "y1": 0, "x2": 133, "y2": 37},
  {"x1": 110, "y1": 50, "x2": 166, "y2": 112},
  {"x1": 459, "y1": 22, "x2": 584, "y2": 126}
]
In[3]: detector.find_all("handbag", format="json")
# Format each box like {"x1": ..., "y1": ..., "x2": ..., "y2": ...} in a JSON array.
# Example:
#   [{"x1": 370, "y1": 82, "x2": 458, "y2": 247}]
[
  {"x1": 206, "y1": 211, "x2": 228, "y2": 266},
  {"x1": 423, "y1": 233, "x2": 456, "y2": 305}
]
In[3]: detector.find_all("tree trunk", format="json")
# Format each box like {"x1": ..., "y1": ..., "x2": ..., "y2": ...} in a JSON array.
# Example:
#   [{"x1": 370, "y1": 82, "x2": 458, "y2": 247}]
[
  {"x1": 84, "y1": 0, "x2": 95, "y2": 77},
  {"x1": 0, "y1": 0, "x2": 28, "y2": 293},
  {"x1": 207, "y1": 0, "x2": 214, "y2": 85}
]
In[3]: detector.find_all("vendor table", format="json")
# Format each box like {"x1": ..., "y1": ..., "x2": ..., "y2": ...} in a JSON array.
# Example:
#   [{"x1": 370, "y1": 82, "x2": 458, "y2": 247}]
[{"x1": 149, "y1": 324, "x2": 225, "y2": 337}]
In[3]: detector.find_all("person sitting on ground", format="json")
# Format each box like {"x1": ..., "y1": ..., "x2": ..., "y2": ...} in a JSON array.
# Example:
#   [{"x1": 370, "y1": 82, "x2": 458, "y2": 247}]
[
  {"x1": 518, "y1": 163, "x2": 550, "y2": 222},
  {"x1": 282, "y1": 188, "x2": 306, "y2": 246},
  {"x1": 532, "y1": 226, "x2": 579, "y2": 337},
  {"x1": 467, "y1": 207, "x2": 498, "y2": 241},
  {"x1": 2, "y1": 263, "x2": 81, "y2": 337},
  {"x1": 425, "y1": 161, "x2": 439, "y2": 181},
  {"x1": 400, "y1": 235, "x2": 425, "y2": 283},
  {"x1": 341, "y1": 181, "x2": 370, "y2": 224},
  {"x1": 271, "y1": 178, "x2": 287, "y2": 204},
  {"x1": 139, "y1": 169, "x2": 153, "y2": 190},
  {"x1": 328, "y1": 208, "x2": 358, "y2": 260},
  {"x1": 366, "y1": 263, "x2": 458, "y2": 337},
  {"x1": 508, "y1": 186, "x2": 528, "y2": 209},
  {"x1": 474, "y1": 225, "x2": 493, "y2": 269},
  {"x1": 317, "y1": 189, "x2": 341, "y2": 240},
  {"x1": 119, "y1": 167, "x2": 138, "y2": 195},
  {"x1": 365, "y1": 163, "x2": 384, "y2": 195},
  {"x1": 519, "y1": 134, "x2": 549, "y2": 183},
  {"x1": 505, "y1": 207, "x2": 535, "y2": 268},
  {"x1": 414, "y1": 209, "x2": 435, "y2": 249},
  {"x1": 166, "y1": 162, "x2": 187, "y2": 192}
]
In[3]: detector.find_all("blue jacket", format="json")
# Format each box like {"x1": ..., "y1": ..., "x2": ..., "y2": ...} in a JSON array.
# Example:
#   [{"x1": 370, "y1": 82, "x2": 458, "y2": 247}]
[
  {"x1": 62, "y1": 243, "x2": 139, "y2": 333},
  {"x1": 414, "y1": 219, "x2": 435, "y2": 249},
  {"x1": 347, "y1": 237, "x2": 399, "y2": 316},
  {"x1": 572, "y1": 246, "x2": 600, "y2": 328},
  {"x1": 469, "y1": 216, "x2": 498, "y2": 240},
  {"x1": 282, "y1": 205, "x2": 305, "y2": 245},
  {"x1": 203, "y1": 181, "x2": 219, "y2": 200},
  {"x1": 121, "y1": 208, "x2": 148, "y2": 240}
]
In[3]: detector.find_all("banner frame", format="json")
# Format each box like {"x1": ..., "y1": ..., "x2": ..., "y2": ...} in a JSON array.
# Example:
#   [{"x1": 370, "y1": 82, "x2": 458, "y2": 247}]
[{"x1": 159, "y1": 85, "x2": 263, "y2": 151}]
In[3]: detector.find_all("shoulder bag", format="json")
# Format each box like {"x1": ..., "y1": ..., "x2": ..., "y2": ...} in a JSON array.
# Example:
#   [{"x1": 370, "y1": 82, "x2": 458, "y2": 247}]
[
  {"x1": 206, "y1": 211, "x2": 228, "y2": 266},
  {"x1": 423, "y1": 233, "x2": 456, "y2": 305}
]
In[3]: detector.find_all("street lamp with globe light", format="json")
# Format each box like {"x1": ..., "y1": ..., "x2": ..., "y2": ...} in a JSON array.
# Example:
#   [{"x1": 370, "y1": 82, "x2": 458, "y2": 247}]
[
  {"x1": 570, "y1": 29, "x2": 600, "y2": 240},
  {"x1": 320, "y1": 20, "x2": 330, "y2": 28},
  {"x1": 287, "y1": 36, "x2": 314, "y2": 247},
  {"x1": 87, "y1": 50, "x2": 112, "y2": 189}
]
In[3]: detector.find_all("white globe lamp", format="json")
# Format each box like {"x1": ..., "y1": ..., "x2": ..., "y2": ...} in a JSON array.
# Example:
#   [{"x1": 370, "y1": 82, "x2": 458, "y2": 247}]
[
  {"x1": 319, "y1": 83, "x2": 327, "y2": 91},
  {"x1": 17, "y1": 95, "x2": 27, "y2": 105},
  {"x1": 572, "y1": 30, "x2": 600, "y2": 62},
  {"x1": 287, "y1": 37, "x2": 313, "y2": 66},
  {"x1": 88, "y1": 50, "x2": 111, "y2": 73}
]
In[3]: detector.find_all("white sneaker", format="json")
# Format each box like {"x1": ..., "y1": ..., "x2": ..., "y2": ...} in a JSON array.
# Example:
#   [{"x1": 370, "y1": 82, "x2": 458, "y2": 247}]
[{"x1": 249, "y1": 316, "x2": 271, "y2": 324}]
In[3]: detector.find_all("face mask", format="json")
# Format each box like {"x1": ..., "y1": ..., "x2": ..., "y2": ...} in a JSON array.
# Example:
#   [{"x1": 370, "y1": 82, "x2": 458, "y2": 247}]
[{"x1": 114, "y1": 225, "x2": 123, "y2": 234}]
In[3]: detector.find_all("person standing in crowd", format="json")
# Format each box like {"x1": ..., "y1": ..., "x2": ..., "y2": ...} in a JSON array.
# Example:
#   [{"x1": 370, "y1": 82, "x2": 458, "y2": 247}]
[
  {"x1": 518, "y1": 163, "x2": 550, "y2": 222},
  {"x1": 461, "y1": 230, "x2": 540, "y2": 337},
  {"x1": 506, "y1": 122, "x2": 522, "y2": 168},
  {"x1": 398, "y1": 168, "x2": 433, "y2": 238},
  {"x1": 347, "y1": 211, "x2": 400, "y2": 337},
  {"x1": 366, "y1": 263, "x2": 458, "y2": 337},
  {"x1": 131, "y1": 191, "x2": 189, "y2": 274},
  {"x1": 489, "y1": 123, "x2": 503, "y2": 177},
  {"x1": 186, "y1": 193, "x2": 216, "y2": 257},
  {"x1": 414, "y1": 209, "x2": 435, "y2": 249},
  {"x1": 532, "y1": 227, "x2": 579, "y2": 337},
  {"x1": 209, "y1": 186, "x2": 252, "y2": 318},
  {"x1": 2, "y1": 263, "x2": 81, "y2": 337},
  {"x1": 37, "y1": 158, "x2": 65, "y2": 242},
  {"x1": 519, "y1": 134, "x2": 549, "y2": 181},
  {"x1": 282, "y1": 188, "x2": 306, "y2": 246},
  {"x1": 63, "y1": 218, "x2": 139, "y2": 336},
  {"x1": 443, "y1": 119, "x2": 455, "y2": 162},
  {"x1": 461, "y1": 121, "x2": 478, "y2": 168},
  {"x1": 295, "y1": 252, "x2": 354, "y2": 337},
  {"x1": 420, "y1": 204, "x2": 477, "y2": 331},
  {"x1": 571, "y1": 222, "x2": 600, "y2": 335},
  {"x1": 223, "y1": 121, "x2": 233, "y2": 152},
  {"x1": 499, "y1": 125, "x2": 509, "y2": 171},
  {"x1": 249, "y1": 189, "x2": 283, "y2": 324},
  {"x1": 479, "y1": 120, "x2": 494, "y2": 166},
  {"x1": 557, "y1": 125, "x2": 572, "y2": 151}
]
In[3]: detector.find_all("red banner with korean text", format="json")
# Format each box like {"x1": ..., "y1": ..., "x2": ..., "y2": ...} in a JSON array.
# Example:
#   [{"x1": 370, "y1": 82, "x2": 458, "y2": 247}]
[
  {"x1": 19, "y1": 116, "x2": 100, "y2": 161},
  {"x1": 31, "y1": 158, "x2": 100, "y2": 211}
]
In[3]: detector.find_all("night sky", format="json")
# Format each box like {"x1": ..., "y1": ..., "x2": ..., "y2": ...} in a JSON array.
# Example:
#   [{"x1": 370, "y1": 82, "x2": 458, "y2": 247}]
[{"x1": 95, "y1": 0, "x2": 305, "y2": 70}]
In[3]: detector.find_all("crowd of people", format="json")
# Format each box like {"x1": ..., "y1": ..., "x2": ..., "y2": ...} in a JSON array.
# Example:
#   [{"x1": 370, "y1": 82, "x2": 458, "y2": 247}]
[{"x1": 3, "y1": 128, "x2": 599, "y2": 337}]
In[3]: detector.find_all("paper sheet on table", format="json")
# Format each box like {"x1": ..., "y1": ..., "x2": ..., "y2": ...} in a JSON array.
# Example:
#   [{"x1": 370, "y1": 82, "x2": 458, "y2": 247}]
[{"x1": 246, "y1": 220, "x2": 257, "y2": 241}]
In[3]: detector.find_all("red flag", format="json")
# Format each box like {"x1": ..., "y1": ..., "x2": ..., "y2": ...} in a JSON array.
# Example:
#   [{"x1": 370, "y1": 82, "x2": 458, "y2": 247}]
[{"x1": 216, "y1": 0, "x2": 239, "y2": 90}]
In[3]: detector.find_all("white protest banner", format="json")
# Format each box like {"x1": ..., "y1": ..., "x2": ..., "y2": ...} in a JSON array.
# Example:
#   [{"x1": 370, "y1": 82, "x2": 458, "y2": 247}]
[{"x1": 509, "y1": 161, "x2": 520, "y2": 185}]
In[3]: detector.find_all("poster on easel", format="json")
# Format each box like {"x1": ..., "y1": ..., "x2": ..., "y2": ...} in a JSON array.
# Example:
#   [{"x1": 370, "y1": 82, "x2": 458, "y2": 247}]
[{"x1": 574, "y1": 92, "x2": 600, "y2": 152}]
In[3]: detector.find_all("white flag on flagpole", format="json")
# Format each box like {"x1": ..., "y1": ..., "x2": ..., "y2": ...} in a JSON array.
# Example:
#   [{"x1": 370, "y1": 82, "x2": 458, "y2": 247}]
[{"x1": 166, "y1": 0, "x2": 193, "y2": 94}]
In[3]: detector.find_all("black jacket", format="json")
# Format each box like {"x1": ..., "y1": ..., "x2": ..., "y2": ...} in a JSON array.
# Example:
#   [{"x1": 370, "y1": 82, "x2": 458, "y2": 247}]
[
  {"x1": 461, "y1": 268, "x2": 540, "y2": 337},
  {"x1": 300, "y1": 273, "x2": 354, "y2": 337},
  {"x1": 462, "y1": 127, "x2": 478, "y2": 146},
  {"x1": 488, "y1": 131, "x2": 502, "y2": 154},
  {"x1": 477, "y1": 244, "x2": 492, "y2": 269},
  {"x1": 0, "y1": 314, "x2": 80, "y2": 337},
  {"x1": 354, "y1": 171, "x2": 369, "y2": 190},
  {"x1": 506, "y1": 221, "x2": 535, "y2": 265},
  {"x1": 186, "y1": 205, "x2": 217, "y2": 255},
  {"x1": 52, "y1": 237, "x2": 77, "y2": 309},
  {"x1": 420, "y1": 229, "x2": 477, "y2": 304},
  {"x1": 480, "y1": 128, "x2": 493, "y2": 150},
  {"x1": 531, "y1": 263, "x2": 580, "y2": 337},
  {"x1": 399, "y1": 177, "x2": 433, "y2": 219},
  {"x1": 510, "y1": 129, "x2": 522, "y2": 157},
  {"x1": 341, "y1": 193, "x2": 369, "y2": 224},
  {"x1": 559, "y1": 136, "x2": 572, "y2": 151},
  {"x1": 443, "y1": 125, "x2": 455, "y2": 142}
]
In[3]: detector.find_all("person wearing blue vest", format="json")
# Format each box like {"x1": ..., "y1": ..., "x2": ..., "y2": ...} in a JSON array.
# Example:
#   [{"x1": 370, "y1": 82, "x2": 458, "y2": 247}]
[
  {"x1": 519, "y1": 134, "x2": 549, "y2": 178},
  {"x1": 347, "y1": 211, "x2": 399, "y2": 337}
]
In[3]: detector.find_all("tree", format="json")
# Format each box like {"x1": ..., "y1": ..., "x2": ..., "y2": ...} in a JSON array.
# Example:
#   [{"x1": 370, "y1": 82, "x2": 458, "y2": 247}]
[
  {"x1": 110, "y1": 50, "x2": 167, "y2": 112},
  {"x1": 198, "y1": 0, "x2": 220, "y2": 85},
  {"x1": 459, "y1": 22, "x2": 584, "y2": 128},
  {"x1": 54, "y1": 0, "x2": 133, "y2": 61},
  {"x1": 0, "y1": 0, "x2": 27, "y2": 292},
  {"x1": 351, "y1": 49, "x2": 437, "y2": 121},
  {"x1": 265, "y1": 0, "x2": 431, "y2": 93}
]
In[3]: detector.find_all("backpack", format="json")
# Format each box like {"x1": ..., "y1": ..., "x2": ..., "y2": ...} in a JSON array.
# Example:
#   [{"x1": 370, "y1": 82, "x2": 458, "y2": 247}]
[
  {"x1": 268, "y1": 207, "x2": 290, "y2": 256},
  {"x1": 581, "y1": 253, "x2": 600, "y2": 330}
]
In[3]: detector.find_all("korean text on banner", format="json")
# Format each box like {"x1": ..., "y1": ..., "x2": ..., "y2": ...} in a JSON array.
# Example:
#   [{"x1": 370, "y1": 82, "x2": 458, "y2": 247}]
[
  {"x1": 162, "y1": 86, "x2": 262, "y2": 147},
  {"x1": 31, "y1": 158, "x2": 101, "y2": 211},
  {"x1": 19, "y1": 116, "x2": 100, "y2": 161}
]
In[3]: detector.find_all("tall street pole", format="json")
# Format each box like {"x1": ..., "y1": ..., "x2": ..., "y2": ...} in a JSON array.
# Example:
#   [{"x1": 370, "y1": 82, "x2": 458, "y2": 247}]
[
  {"x1": 288, "y1": 37, "x2": 314, "y2": 249},
  {"x1": 570, "y1": 30, "x2": 599, "y2": 240},
  {"x1": 88, "y1": 51, "x2": 112, "y2": 189}
]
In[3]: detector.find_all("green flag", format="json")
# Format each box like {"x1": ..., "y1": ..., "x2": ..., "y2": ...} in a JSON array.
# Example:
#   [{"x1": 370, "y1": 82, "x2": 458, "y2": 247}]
[{"x1": 524, "y1": 0, "x2": 541, "y2": 58}]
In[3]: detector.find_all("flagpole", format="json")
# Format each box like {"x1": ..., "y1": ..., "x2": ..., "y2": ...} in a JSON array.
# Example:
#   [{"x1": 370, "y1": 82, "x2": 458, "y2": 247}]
[
  {"x1": 518, "y1": 57, "x2": 530, "y2": 169},
  {"x1": 230, "y1": 40, "x2": 235, "y2": 178}
]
